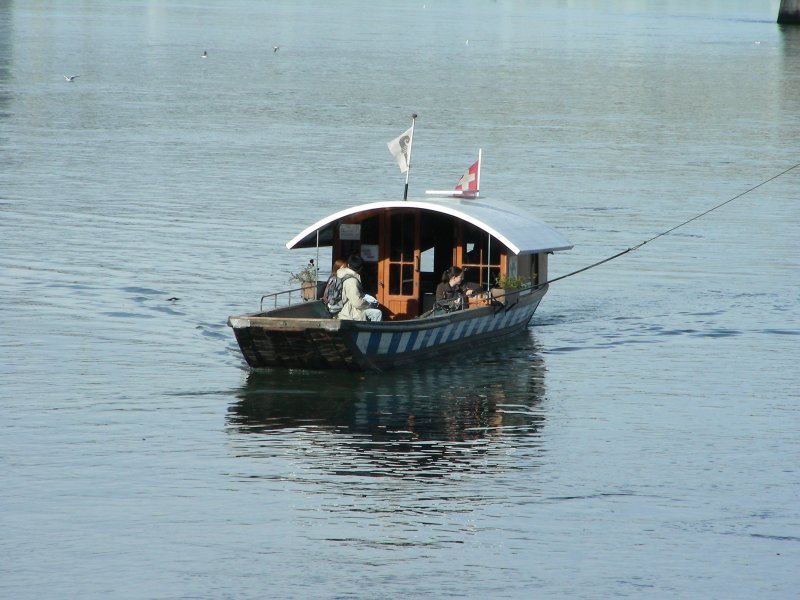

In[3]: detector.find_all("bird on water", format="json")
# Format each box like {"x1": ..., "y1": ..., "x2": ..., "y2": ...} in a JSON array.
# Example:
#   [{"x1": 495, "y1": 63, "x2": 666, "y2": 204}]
[{"x1": 64, "y1": 75, "x2": 79, "y2": 82}]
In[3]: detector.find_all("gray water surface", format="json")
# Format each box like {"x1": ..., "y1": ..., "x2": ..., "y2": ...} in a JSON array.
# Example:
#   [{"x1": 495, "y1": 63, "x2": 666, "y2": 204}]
[{"x1": 1, "y1": 1, "x2": 799, "y2": 598}]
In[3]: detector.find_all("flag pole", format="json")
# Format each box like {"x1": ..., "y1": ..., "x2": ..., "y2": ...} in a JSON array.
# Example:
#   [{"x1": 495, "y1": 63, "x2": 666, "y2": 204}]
[
  {"x1": 476, "y1": 148, "x2": 482, "y2": 198},
  {"x1": 403, "y1": 113, "x2": 417, "y2": 200}
]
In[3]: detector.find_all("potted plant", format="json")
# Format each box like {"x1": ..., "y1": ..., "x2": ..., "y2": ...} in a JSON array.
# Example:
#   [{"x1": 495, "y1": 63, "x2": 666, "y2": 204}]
[
  {"x1": 288, "y1": 259, "x2": 319, "y2": 300},
  {"x1": 491, "y1": 274, "x2": 527, "y2": 305}
]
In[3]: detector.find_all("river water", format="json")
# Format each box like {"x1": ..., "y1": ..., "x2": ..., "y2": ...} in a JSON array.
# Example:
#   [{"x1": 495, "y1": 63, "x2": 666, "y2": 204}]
[{"x1": 1, "y1": 1, "x2": 799, "y2": 598}]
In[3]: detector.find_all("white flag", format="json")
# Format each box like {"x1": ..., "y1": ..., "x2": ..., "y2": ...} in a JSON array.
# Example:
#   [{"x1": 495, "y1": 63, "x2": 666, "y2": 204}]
[{"x1": 387, "y1": 127, "x2": 413, "y2": 173}]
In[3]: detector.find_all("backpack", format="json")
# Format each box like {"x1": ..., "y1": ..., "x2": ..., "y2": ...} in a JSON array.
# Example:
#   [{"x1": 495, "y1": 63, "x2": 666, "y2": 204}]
[{"x1": 323, "y1": 274, "x2": 355, "y2": 315}]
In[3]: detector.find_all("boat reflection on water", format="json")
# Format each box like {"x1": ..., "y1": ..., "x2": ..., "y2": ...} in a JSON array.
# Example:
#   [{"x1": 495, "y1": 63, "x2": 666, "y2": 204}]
[{"x1": 226, "y1": 333, "x2": 548, "y2": 478}]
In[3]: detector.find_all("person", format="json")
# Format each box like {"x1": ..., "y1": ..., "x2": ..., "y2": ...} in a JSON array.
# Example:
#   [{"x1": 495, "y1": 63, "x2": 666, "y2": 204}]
[
  {"x1": 322, "y1": 258, "x2": 347, "y2": 305},
  {"x1": 435, "y1": 266, "x2": 476, "y2": 311},
  {"x1": 335, "y1": 254, "x2": 383, "y2": 322}
]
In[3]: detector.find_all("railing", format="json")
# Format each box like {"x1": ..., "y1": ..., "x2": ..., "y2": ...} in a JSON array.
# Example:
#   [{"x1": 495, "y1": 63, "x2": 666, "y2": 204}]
[
  {"x1": 259, "y1": 286, "x2": 303, "y2": 312},
  {"x1": 260, "y1": 281, "x2": 323, "y2": 312},
  {"x1": 259, "y1": 281, "x2": 539, "y2": 314}
]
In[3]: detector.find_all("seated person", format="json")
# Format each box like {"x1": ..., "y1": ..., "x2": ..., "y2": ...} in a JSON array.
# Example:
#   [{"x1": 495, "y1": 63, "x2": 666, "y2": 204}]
[
  {"x1": 322, "y1": 258, "x2": 348, "y2": 304},
  {"x1": 336, "y1": 254, "x2": 383, "y2": 322},
  {"x1": 435, "y1": 266, "x2": 476, "y2": 311}
]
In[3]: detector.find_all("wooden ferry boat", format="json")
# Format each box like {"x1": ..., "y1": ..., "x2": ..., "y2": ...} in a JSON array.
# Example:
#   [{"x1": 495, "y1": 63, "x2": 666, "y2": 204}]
[{"x1": 228, "y1": 196, "x2": 572, "y2": 371}]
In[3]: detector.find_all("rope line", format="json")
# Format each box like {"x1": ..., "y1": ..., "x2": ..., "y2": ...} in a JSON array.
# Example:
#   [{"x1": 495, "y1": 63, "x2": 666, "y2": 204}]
[{"x1": 540, "y1": 162, "x2": 799, "y2": 288}]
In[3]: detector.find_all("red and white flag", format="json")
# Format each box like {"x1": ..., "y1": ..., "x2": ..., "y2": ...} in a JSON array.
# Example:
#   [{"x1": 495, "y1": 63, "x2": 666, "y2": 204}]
[
  {"x1": 424, "y1": 149, "x2": 482, "y2": 198},
  {"x1": 454, "y1": 159, "x2": 479, "y2": 194}
]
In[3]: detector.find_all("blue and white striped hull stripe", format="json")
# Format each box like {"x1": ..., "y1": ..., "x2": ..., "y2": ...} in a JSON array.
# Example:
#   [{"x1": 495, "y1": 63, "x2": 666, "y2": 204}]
[{"x1": 355, "y1": 307, "x2": 535, "y2": 356}]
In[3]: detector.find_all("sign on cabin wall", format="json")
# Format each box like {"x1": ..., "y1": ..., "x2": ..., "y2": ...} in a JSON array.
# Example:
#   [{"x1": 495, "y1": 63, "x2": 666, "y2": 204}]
[
  {"x1": 361, "y1": 244, "x2": 379, "y2": 262},
  {"x1": 339, "y1": 224, "x2": 361, "y2": 240}
]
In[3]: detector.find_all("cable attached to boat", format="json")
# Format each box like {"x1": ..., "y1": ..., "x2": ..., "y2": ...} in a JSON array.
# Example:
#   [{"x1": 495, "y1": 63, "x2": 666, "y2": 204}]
[{"x1": 539, "y1": 161, "x2": 800, "y2": 288}]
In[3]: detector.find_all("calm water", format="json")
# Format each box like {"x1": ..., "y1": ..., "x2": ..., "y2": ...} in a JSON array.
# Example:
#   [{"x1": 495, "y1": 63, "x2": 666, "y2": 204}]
[{"x1": 2, "y1": 1, "x2": 799, "y2": 598}]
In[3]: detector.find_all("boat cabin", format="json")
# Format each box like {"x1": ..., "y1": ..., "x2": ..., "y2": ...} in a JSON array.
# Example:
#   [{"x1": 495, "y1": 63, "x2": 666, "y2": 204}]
[{"x1": 287, "y1": 197, "x2": 573, "y2": 321}]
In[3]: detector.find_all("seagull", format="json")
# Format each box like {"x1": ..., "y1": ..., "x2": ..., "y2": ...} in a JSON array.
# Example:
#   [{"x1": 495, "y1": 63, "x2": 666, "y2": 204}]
[
  {"x1": 64, "y1": 75, "x2": 79, "y2": 82},
  {"x1": 202, "y1": 50, "x2": 207, "y2": 58},
  {"x1": 273, "y1": 46, "x2": 279, "y2": 53}
]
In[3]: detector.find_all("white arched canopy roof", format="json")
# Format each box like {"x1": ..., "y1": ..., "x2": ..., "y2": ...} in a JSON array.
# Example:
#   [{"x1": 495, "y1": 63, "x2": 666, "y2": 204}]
[{"x1": 286, "y1": 197, "x2": 572, "y2": 255}]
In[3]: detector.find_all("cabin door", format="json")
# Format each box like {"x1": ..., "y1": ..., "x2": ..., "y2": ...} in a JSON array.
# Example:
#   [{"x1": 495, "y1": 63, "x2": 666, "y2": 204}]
[{"x1": 378, "y1": 212, "x2": 419, "y2": 320}]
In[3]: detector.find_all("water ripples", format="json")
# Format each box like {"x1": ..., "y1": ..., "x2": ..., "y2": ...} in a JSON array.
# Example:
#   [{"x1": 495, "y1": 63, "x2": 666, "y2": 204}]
[
  {"x1": 226, "y1": 346, "x2": 549, "y2": 491},
  {"x1": 2, "y1": 2, "x2": 799, "y2": 598}
]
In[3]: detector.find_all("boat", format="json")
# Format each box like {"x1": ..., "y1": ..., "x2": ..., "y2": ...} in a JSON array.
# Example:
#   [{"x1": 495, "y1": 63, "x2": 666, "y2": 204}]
[{"x1": 227, "y1": 196, "x2": 572, "y2": 371}]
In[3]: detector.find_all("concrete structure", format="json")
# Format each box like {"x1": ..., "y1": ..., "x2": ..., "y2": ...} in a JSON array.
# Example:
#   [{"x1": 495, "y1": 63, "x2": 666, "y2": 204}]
[{"x1": 779, "y1": 0, "x2": 800, "y2": 24}]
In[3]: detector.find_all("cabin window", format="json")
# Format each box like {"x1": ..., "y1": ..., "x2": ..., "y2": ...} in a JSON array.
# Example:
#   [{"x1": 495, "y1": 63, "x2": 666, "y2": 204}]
[
  {"x1": 390, "y1": 213, "x2": 415, "y2": 262},
  {"x1": 386, "y1": 212, "x2": 417, "y2": 296},
  {"x1": 389, "y1": 263, "x2": 414, "y2": 295},
  {"x1": 458, "y1": 223, "x2": 502, "y2": 288},
  {"x1": 517, "y1": 253, "x2": 539, "y2": 285},
  {"x1": 361, "y1": 216, "x2": 380, "y2": 246},
  {"x1": 531, "y1": 253, "x2": 540, "y2": 285}
]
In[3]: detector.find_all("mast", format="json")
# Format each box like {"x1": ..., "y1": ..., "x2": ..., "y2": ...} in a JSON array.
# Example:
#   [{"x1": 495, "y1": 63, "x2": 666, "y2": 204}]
[
  {"x1": 403, "y1": 113, "x2": 417, "y2": 200},
  {"x1": 476, "y1": 148, "x2": 482, "y2": 198}
]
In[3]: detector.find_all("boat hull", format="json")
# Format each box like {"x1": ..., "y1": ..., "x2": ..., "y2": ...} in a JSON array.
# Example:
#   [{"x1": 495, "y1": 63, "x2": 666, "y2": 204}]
[{"x1": 228, "y1": 286, "x2": 547, "y2": 371}]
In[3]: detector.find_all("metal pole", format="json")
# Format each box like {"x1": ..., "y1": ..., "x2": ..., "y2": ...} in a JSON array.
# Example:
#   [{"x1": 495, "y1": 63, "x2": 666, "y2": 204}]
[
  {"x1": 486, "y1": 234, "x2": 492, "y2": 292},
  {"x1": 476, "y1": 148, "x2": 482, "y2": 198},
  {"x1": 315, "y1": 230, "x2": 320, "y2": 299},
  {"x1": 403, "y1": 113, "x2": 417, "y2": 200}
]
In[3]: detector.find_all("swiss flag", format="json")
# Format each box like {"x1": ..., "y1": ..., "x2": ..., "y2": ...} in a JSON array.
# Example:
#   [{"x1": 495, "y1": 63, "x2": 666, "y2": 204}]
[{"x1": 454, "y1": 159, "x2": 479, "y2": 194}]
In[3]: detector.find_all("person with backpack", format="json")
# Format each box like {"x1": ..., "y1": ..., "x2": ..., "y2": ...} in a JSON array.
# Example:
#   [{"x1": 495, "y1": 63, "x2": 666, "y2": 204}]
[
  {"x1": 322, "y1": 258, "x2": 347, "y2": 306},
  {"x1": 333, "y1": 254, "x2": 382, "y2": 321}
]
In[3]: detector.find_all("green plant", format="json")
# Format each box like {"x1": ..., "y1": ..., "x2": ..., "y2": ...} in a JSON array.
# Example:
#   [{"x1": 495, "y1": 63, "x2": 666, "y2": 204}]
[
  {"x1": 288, "y1": 259, "x2": 318, "y2": 283},
  {"x1": 493, "y1": 274, "x2": 527, "y2": 289}
]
